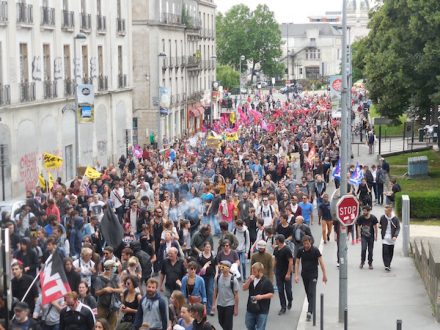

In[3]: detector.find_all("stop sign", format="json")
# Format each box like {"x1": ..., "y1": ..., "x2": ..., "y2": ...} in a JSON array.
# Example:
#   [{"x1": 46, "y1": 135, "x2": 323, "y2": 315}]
[{"x1": 336, "y1": 195, "x2": 360, "y2": 226}]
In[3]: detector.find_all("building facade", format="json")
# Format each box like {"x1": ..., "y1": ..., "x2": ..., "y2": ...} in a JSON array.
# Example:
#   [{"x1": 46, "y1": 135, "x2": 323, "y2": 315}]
[
  {"x1": 0, "y1": 0, "x2": 133, "y2": 200},
  {"x1": 132, "y1": 0, "x2": 216, "y2": 147}
]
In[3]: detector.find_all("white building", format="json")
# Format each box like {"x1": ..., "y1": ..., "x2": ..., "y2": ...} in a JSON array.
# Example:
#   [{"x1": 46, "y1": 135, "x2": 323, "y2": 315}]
[
  {"x1": 132, "y1": 0, "x2": 216, "y2": 146},
  {"x1": 280, "y1": 23, "x2": 342, "y2": 81},
  {"x1": 0, "y1": 0, "x2": 133, "y2": 200}
]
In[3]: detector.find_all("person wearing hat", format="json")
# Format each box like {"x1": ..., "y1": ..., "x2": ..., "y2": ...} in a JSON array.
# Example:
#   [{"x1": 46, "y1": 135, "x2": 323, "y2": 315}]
[
  {"x1": 250, "y1": 240, "x2": 274, "y2": 283},
  {"x1": 356, "y1": 205, "x2": 379, "y2": 269},
  {"x1": 212, "y1": 260, "x2": 239, "y2": 330},
  {"x1": 11, "y1": 302, "x2": 39, "y2": 329}
]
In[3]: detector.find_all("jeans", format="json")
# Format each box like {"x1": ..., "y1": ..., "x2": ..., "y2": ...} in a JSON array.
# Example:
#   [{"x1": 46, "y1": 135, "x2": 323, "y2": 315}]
[
  {"x1": 361, "y1": 235, "x2": 374, "y2": 265},
  {"x1": 218, "y1": 305, "x2": 234, "y2": 330},
  {"x1": 382, "y1": 244, "x2": 395, "y2": 267},
  {"x1": 372, "y1": 183, "x2": 378, "y2": 202},
  {"x1": 207, "y1": 215, "x2": 221, "y2": 236},
  {"x1": 203, "y1": 275, "x2": 215, "y2": 313},
  {"x1": 42, "y1": 325, "x2": 60, "y2": 330},
  {"x1": 245, "y1": 312, "x2": 269, "y2": 330},
  {"x1": 238, "y1": 251, "x2": 247, "y2": 280},
  {"x1": 377, "y1": 183, "x2": 384, "y2": 204},
  {"x1": 275, "y1": 272, "x2": 292, "y2": 309},
  {"x1": 302, "y1": 276, "x2": 317, "y2": 314}
]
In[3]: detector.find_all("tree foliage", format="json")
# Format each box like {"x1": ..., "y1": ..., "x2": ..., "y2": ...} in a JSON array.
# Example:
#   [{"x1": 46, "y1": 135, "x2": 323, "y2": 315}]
[
  {"x1": 216, "y1": 4, "x2": 283, "y2": 83},
  {"x1": 216, "y1": 65, "x2": 239, "y2": 90},
  {"x1": 352, "y1": 0, "x2": 440, "y2": 123}
]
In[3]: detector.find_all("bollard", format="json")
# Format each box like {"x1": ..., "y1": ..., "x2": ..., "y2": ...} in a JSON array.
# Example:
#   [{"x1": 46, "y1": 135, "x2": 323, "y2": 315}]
[
  {"x1": 396, "y1": 319, "x2": 402, "y2": 330},
  {"x1": 344, "y1": 308, "x2": 348, "y2": 330},
  {"x1": 320, "y1": 294, "x2": 324, "y2": 330},
  {"x1": 401, "y1": 195, "x2": 410, "y2": 257},
  {"x1": 313, "y1": 286, "x2": 316, "y2": 326}
]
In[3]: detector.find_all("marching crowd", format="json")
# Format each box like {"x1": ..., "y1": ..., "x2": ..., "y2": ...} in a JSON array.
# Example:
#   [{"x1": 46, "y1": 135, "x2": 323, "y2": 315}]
[{"x1": 1, "y1": 88, "x2": 401, "y2": 330}]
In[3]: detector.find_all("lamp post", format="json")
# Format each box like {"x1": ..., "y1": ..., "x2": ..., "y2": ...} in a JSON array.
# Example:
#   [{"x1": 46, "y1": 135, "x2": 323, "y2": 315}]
[
  {"x1": 239, "y1": 55, "x2": 245, "y2": 108},
  {"x1": 211, "y1": 55, "x2": 217, "y2": 125},
  {"x1": 72, "y1": 32, "x2": 86, "y2": 173},
  {"x1": 158, "y1": 52, "x2": 167, "y2": 150}
]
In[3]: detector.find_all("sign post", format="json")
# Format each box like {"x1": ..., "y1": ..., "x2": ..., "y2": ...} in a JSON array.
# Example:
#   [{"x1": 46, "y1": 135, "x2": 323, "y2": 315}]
[{"x1": 336, "y1": 195, "x2": 360, "y2": 227}]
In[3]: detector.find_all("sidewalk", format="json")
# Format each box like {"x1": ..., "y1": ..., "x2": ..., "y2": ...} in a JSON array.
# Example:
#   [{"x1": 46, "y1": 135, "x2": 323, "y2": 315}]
[{"x1": 297, "y1": 141, "x2": 440, "y2": 330}]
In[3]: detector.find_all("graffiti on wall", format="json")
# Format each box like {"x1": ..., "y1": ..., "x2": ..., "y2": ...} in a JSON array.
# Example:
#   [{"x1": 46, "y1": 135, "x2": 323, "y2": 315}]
[{"x1": 19, "y1": 152, "x2": 39, "y2": 193}]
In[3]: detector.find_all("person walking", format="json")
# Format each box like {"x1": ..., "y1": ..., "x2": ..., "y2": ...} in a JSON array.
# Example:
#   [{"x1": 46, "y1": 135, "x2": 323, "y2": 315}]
[
  {"x1": 273, "y1": 234, "x2": 293, "y2": 315},
  {"x1": 212, "y1": 260, "x2": 239, "y2": 330},
  {"x1": 294, "y1": 235, "x2": 328, "y2": 322},
  {"x1": 243, "y1": 262, "x2": 274, "y2": 330},
  {"x1": 250, "y1": 240, "x2": 274, "y2": 283},
  {"x1": 181, "y1": 261, "x2": 207, "y2": 305},
  {"x1": 59, "y1": 292, "x2": 96, "y2": 330},
  {"x1": 356, "y1": 205, "x2": 378, "y2": 269},
  {"x1": 318, "y1": 194, "x2": 333, "y2": 244},
  {"x1": 380, "y1": 205, "x2": 400, "y2": 271}
]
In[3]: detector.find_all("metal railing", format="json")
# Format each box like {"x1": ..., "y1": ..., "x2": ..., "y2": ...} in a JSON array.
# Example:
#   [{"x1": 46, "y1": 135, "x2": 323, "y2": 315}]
[
  {"x1": 98, "y1": 75, "x2": 108, "y2": 91},
  {"x1": 43, "y1": 80, "x2": 57, "y2": 99},
  {"x1": 17, "y1": 3, "x2": 33, "y2": 25},
  {"x1": 41, "y1": 6, "x2": 55, "y2": 26},
  {"x1": 184, "y1": 16, "x2": 201, "y2": 29},
  {"x1": 187, "y1": 56, "x2": 201, "y2": 67},
  {"x1": 0, "y1": 1, "x2": 8, "y2": 24},
  {"x1": 62, "y1": 10, "x2": 74, "y2": 30},
  {"x1": 82, "y1": 77, "x2": 93, "y2": 84},
  {"x1": 180, "y1": 56, "x2": 187, "y2": 68},
  {"x1": 183, "y1": 92, "x2": 187, "y2": 101},
  {"x1": 80, "y1": 13, "x2": 91, "y2": 31},
  {"x1": 160, "y1": 12, "x2": 181, "y2": 25},
  {"x1": 0, "y1": 84, "x2": 10, "y2": 106},
  {"x1": 118, "y1": 74, "x2": 127, "y2": 88},
  {"x1": 97, "y1": 15, "x2": 106, "y2": 32},
  {"x1": 117, "y1": 18, "x2": 126, "y2": 34},
  {"x1": 64, "y1": 79, "x2": 74, "y2": 97},
  {"x1": 176, "y1": 94, "x2": 180, "y2": 104},
  {"x1": 20, "y1": 82, "x2": 36, "y2": 102}
]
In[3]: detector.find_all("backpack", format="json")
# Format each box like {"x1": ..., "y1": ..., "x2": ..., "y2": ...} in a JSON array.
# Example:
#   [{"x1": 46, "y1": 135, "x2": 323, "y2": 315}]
[
  {"x1": 259, "y1": 205, "x2": 274, "y2": 219},
  {"x1": 233, "y1": 228, "x2": 247, "y2": 246},
  {"x1": 216, "y1": 273, "x2": 236, "y2": 294}
]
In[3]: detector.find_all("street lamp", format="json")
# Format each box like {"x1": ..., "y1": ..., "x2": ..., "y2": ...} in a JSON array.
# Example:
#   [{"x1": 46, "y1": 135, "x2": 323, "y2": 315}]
[
  {"x1": 210, "y1": 55, "x2": 217, "y2": 125},
  {"x1": 239, "y1": 55, "x2": 245, "y2": 107},
  {"x1": 72, "y1": 32, "x2": 86, "y2": 173},
  {"x1": 158, "y1": 52, "x2": 167, "y2": 150}
]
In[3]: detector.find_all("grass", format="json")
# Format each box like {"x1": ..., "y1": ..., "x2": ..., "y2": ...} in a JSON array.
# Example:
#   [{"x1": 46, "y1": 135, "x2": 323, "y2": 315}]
[
  {"x1": 411, "y1": 219, "x2": 440, "y2": 226},
  {"x1": 369, "y1": 104, "x2": 412, "y2": 137}
]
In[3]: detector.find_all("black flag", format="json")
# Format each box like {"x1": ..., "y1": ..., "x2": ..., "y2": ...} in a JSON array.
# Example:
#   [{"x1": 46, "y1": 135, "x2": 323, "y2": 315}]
[{"x1": 100, "y1": 206, "x2": 124, "y2": 247}]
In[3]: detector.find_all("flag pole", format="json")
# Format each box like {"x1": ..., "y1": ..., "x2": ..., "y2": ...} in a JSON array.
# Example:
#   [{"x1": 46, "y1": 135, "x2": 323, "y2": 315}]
[{"x1": 19, "y1": 271, "x2": 40, "y2": 304}]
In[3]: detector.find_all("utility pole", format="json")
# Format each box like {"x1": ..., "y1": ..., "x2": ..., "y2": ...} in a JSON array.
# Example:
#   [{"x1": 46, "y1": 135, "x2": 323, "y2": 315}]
[
  {"x1": 158, "y1": 52, "x2": 167, "y2": 150},
  {"x1": 339, "y1": 0, "x2": 349, "y2": 323}
]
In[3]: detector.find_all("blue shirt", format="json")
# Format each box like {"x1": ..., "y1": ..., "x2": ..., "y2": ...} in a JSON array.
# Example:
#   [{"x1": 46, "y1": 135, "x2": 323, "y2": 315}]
[{"x1": 299, "y1": 202, "x2": 313, "y2": 224}]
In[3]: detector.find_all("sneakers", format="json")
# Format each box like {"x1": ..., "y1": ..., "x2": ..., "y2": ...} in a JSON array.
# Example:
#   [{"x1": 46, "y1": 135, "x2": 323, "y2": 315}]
[
  {"x1": 278, "y1": 308, "x2": 286, "y2": 315},
  {"x1": 369, "y1": 264, "x2": 374, "y2": 270},
  {"x1": 306, "y1": 312, "x2": 312, "y2": 321},
  {"x1": 359, "y1": 263, "x2": 364, "y2": 269},
  {"x1": 287, "y1": 301, "x2": 292, "y2": 310},
  {"x1": 327, "y1": 234, "x2": 330, "y2": 242},
  {"x1": 385, "y1": 266, "x2": 391, "y2": 272}
]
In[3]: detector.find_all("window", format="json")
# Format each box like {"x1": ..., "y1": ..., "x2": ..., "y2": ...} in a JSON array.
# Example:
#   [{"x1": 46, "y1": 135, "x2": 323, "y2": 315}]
[
  {"x1": 82, "y1": 45, "x2": 88, "y2": 80},
  {"x1": 63, "y1": 0, "x2": 68, "y2": 11},
  {"x1": 19, "y1": 43, "x2": 29, "y2": 82},
  {"x1": 81, "y1": 0, "x2": 86, "y2": 13},
  {"x1": 97, "y1": 0, "x2": 102, "y2": 15},
  {"x1": 0, "y1": 42, "x2": 3, "y2": 84},
  {"x1": 117, "y1": 0, "x2": 121, "y2": 19},
  {"x1": 310, "y1": 38, "x2": 316, "y2": 42},
  {"x1": 43, "y1": 44, "x2": 51, "y2": 80},
  {"x1": 306, "y1": 48, "x2": 320, "y2": 60},
  {"x1": 118, "y1": 46, "x2": 122, "y2": 75},
  {"x1": 98, "y1": 46, "x2": 103, "y2": 76},
  {"x1": 63, "y1": 45, "x2": 71, "y2": 79}
]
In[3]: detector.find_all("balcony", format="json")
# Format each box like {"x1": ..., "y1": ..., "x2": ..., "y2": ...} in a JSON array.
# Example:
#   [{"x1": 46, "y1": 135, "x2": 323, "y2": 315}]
[
  {"x1": 183, "y1": 16, "x2": 201, "y2": 30},
  {"x1": 64, "y1": 79, "x2": 74, "y2": 97},
  {"x1": 43, "y1": 80, "x2": 57, "y2": 99},
  {"x1": 187, "y1": 56, "x2": 201, "y2": 68},
  {"x1": 80, "y1": 13, "x2": 91, "y2": 32},
  {"x1": 98, "y1": 75, "x2": 108, "y2": 91},
  {"x1": 62, "y1": 10, "x2": 74, "y2": 31},
  {"x1": 118, "y1": 74, "x2": 127, "y2": 88},
  {"x1": 40, "y1": 6, "x2": 55, "y2": 28},
  {"x1": 16, "y1": 3, "x2": 33, "y2": 26},
  {"x1": 117, "y1": 18, "x2": 126, "y2": 35},
  {"x1": 20, "y1": 82, "x2": 36, "y2": 102},
  {"x1": 97, "y1": 15, "x2": 106, "y2": 34},
  {"x1": 180, "y1": 56, "x2": 187, "y2": 68},
  {"x1": 160, "y1": 12, "x2": 181, "y2": 25},
  {"x1": 82, "y1": 77, "x2": 93, "y2": 84},
  {"x1": 0, "y1": 84, "x2": 10, "y2": 106},
  {"x1": 0, "y1": 1, "x2": 7, "y2": 25}
]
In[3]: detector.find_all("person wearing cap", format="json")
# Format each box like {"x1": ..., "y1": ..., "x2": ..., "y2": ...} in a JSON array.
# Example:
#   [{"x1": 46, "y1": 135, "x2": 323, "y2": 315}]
[
  {"x1": 212, "y1": 260, "x2": 239, "y2": 330},
  {"x1": 356, "y1": 205, "x2": 378, "y2": 269},
  {"x1": 11, "y1": 302, "x2": 39, "y2": 329},
  {"x1": 273, "y1": 234, "x2": 293, "y2": 315},
  {"x1": 251, "y1": 240, "x2": 274, "y2": 283}
]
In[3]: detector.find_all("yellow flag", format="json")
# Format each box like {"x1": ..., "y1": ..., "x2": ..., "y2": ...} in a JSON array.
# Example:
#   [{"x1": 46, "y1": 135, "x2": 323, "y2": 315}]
[
  {"x1": 84, "y1": 166, "x2": 101, "y2": 179},
  {"x1": 225, "y1": 132, "x2": 239, "y2": 141},
  {"x1": 38, "y1": 173, "x2": 46, "y2": 190},
  {"x1": 229, "y1": 111, "x2": 236, "y2": 123},
  {"x1": 43, "y1": 152, "x2": 63, "y2": 170},
  {"x1": 48, "y1": 172, "x2": 55, "y2": 190}
]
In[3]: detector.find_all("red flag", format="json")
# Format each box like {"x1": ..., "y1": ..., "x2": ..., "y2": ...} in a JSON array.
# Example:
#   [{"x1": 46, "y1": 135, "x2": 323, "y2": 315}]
[{"x1": 40, "y1": 252, "x2": 71, "y2": 305}]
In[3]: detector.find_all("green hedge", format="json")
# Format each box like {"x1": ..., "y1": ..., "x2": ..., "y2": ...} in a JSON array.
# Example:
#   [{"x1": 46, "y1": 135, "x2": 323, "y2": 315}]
[{"x1": 395, "y1": 191, "x2": 440, "y2": 219}]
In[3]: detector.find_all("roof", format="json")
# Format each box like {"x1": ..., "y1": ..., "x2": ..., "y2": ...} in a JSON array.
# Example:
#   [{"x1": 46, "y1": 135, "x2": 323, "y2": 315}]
[{"x1": 280, "y1": 23, "x2": 342, "y2": 38}]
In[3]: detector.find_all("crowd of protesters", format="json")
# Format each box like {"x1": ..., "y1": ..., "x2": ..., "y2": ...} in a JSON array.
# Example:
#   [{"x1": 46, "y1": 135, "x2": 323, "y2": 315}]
[{"x1": 0, "y1": 87, "x2": 401, "y2": 330}]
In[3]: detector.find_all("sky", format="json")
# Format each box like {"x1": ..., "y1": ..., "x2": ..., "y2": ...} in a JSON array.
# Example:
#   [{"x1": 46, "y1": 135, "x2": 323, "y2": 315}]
[{"x1": 216, "y1": 0, "x2": 343, "y2": 24}]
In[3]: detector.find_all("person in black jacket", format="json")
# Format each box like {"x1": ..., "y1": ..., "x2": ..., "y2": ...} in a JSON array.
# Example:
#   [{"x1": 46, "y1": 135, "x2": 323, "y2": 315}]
[
  {"x1": 379, "y1": 205, "x2": 400, "y2": 271},
  {"x1": 59, "y1": 291, "x2": 95, "y2": 330},
  {"x1": 14, "y1": 237, "x2": 39, "y2": 277},
  {"x1": 11, "y1": 262, "x2": 38, "y2": 313}
]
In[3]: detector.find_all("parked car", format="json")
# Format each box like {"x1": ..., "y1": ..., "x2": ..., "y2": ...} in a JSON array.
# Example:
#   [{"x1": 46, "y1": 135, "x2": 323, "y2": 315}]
[{"x1": 0, "y1": 200, "x2": 26, "y2": 221}]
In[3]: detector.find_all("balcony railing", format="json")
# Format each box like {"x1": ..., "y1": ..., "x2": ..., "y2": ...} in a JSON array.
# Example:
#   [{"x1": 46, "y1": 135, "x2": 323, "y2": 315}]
[
  {"x1": 0, "y1": 84, "x2": 10, "y2": 106},
  {"x1": 80, "y1": 13, "x2": 91, "y2": 31},
  {"x1": 118, "y1": 74, "x2": 127, "y2": 88},
  {"x1": 43, "y1": 80, "x2": 57, "y2": 99},
  {"x1": 160, "y1": 12, "x2": 181, "y2": 25},
  {"x1": 0, "y1": 1, "x2": 8, "y2": 24},
  {"x1": 183, "y1": 93, "x2": 187, "y2": 101},
  {"x1": 62, "y1": 10, "x2": 74, "y2": 30},
  {"x1": 180, "y1": 56, "x2": 187, "y2": 68},
  {"x1": 97, "y1": 15, "x2": 106, "y2": 33},
  {"x1": 17, "y1": 3, "x2": 33, "y2": 25},
  {"x1": 82, "y1": 77, "x2": 93, "y2": 84},
  {"x1": 117, "y1": 18, "x2": 126, "y2": 35},
  {"x1": 64, "y1": 79, "x2": 74, "y2": 97},
  {"x1": 41, "y1": 6, "x2": 55, "y2": 27},
  {"x1": 184, "y1": 16, "x2": 201, "y2": 30},
  {"x1": 20, "y1": 82, "x2": 36, "y2": 102},
  {"x1": 187, "y1": 56, "x2": 201, "y2": 68},
  {"x1": 169, "y1": 57, "x2": 174, "y2": 68},
  {"x1": 98, "y1": 75, "x2": 108, "y2": 91}
]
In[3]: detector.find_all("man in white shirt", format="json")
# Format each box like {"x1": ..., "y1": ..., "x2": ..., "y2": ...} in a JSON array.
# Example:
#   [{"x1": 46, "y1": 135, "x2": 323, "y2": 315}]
[
  {"x1": 110, "y1": 181, "x2": 125, "y2": 222},
  {"x1": 89, "y1": 194, "x2": 105, "y2": 222}
]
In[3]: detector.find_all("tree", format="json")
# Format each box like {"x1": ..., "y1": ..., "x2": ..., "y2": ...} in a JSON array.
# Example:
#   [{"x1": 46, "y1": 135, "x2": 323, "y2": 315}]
[
  {"x1": 216, "y1": 65, "x2": 239, "y2": 90},
  {"x1": 216, "y1": 4, "x2": 283, "y2": 84}
]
